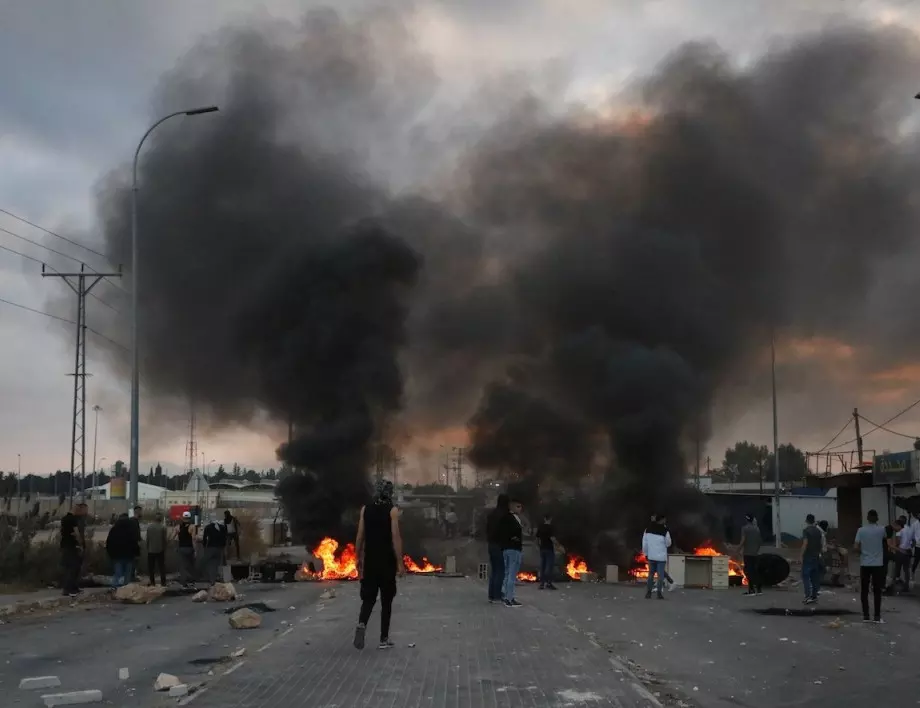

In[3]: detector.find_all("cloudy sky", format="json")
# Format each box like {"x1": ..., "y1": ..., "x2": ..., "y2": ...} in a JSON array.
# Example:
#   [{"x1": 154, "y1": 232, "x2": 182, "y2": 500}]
[{"x1": 3, "y1": 0, "x2": 920, "y2": 482}]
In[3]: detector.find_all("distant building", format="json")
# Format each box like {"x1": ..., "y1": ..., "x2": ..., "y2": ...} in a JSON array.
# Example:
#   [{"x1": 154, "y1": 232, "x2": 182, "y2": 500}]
[{"x1": 87, "y1": 481, "x2": 164, "y2": 501}]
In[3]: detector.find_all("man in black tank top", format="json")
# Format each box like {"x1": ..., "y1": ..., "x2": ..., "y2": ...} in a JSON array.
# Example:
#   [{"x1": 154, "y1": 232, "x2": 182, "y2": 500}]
[
  {"x1": 354, "y1": 479, "x2": 405, "y2": 651},
  {"x1": 177, "y1": 511, "x2": 197, "y2": 587}
]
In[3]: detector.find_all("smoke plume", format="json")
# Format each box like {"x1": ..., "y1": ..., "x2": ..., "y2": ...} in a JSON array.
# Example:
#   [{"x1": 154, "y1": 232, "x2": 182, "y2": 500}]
[{"x1": 88, "y1": 8, "x2": 920, "y2": 552}]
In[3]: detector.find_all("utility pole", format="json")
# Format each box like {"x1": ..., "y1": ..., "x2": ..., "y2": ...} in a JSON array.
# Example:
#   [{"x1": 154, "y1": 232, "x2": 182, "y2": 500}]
[
  {"x1": 771, "y1": 328, "x2": 781, "y2": 548},
  {"x1": 694, "y1": 423, "x2": 701, "y2": 489},
  {"x1": 453, "y1": 447, "x2": 464, "y2": 491},
  {"x1": 16, "y1": 453, "x2": 21, "y2": 500},
  {"x1": 91, "y1": 405, "x2": 101, "y2": 497},
  {"x1": 43, "y1": 263, "x2": 122, "y2": 504},
  {"x1": 853, "y1": 408, "x2": 864, "y2": 467}
]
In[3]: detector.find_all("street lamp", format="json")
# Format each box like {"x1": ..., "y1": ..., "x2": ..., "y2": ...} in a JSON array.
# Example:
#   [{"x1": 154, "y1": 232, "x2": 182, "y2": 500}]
[
  {"x1": 771, "y1": 328, "x2": 781, "y2": 548},
  {"x1": 129, "y1": 105, "x2": 219, "y2": 508}
]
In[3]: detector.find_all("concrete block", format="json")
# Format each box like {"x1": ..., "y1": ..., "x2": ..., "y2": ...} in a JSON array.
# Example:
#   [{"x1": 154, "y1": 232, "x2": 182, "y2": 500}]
[
  {"x1": 604, "y1": 565, "x2": 619, "y2": 583},
  {"x1": 168, "y1": 684, "x2": 189, "y2": 698},
  {"x1": 445, "y1": 556, "x2": 457, "y2": 574},
  {"x1": 579, "y1": 571, "x2": 598, "y2": 582},
  {"x1": 118, "y1": 668, "x2": 129, "y2": 680},
  {"x1": 19, "y1": 676, "x2": 62, "y2": 690},
  {"x1": 478, "y1": 563, "x2": 488, "y2": 580},
  {"x1": 41, "y1": 690, "x2": 103, "y2": 706}
]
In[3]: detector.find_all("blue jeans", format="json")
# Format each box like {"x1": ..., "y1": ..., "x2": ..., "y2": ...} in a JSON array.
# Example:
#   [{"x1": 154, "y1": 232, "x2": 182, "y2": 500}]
[
  {"x1": 539, "y1": 548, "x2": 555, "y2": 586},
  {"x1": 802, "y1": 556, "x2": 821, "y2": 599},
  {"x1": 502, "y1": 549, "x2": 522, "y2": 602},
  {"x1": 488, "y1": 544, "x2": 505, "y2": 600},
  {"x1": 112, "y1": 559, "x2": 135, "y2": 588},
  {"x1": 646, "y1": 560, "x2": 666, "y2": 596}
]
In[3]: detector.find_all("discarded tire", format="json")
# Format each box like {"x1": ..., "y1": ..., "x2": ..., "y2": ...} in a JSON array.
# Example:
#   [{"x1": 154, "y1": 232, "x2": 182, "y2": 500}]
[{"x1": 756, "y1": 553, "x2": 790, "y2": 587}]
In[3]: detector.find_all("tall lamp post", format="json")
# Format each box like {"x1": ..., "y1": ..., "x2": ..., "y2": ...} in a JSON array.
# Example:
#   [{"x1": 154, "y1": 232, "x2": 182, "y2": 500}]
[
  {"x1": 91, "y1": 405, "x2": 102, "y2": 497},
  {"x1": 771, "y1": 328, "x2": 781, "y2": 548},
  {"x1": 129, "y1": 105, "x2": 219, "y2": 508}
]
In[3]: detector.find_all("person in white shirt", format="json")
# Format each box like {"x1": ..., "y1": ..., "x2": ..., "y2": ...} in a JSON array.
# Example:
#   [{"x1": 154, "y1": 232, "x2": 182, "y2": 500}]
[
  {"x1": 642, "y1": 513, "x2": 672, "y2": 600},
  {"x1": 893, "y1": 518, "x2": 912, "y2": 590},
  {"x1": 910, "y1": 512, "x2": 920, "y2": 579}
]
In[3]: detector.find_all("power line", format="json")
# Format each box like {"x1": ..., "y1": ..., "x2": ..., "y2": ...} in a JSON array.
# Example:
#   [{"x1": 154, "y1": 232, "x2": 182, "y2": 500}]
[
  {"x1": 0, "y1": 207, "x2": 110, "y2": 262},
  {"x1": 858, "y1": 414, "x2": 917, "y2": 441},
  {"x1": 0, "y1": 241, "x2": 121, "y2": 313},
  {"x1": 0, "y1": 209, "x2": 127, "y2": 295},
  {"x1": 0, "y1": 293, "x2": 127, "y2": 351},
  {"x1": 814, "y1": 417, "x2": 853, "y2": 453},
  {"x1": 826, "y1": 395, "x2": 920, "y2": 451}
]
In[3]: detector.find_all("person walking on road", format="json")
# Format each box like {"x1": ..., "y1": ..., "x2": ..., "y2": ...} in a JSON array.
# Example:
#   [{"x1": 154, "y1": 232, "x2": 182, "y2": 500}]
[
  {"x1": 354, "y1": 478, "x2": 405, "y2": 651},
  {"x1": 224, "y1": 510, "x2": 241, "y2": 560},
  {"x1": 177, "y1": 511, "x2": 197, "y2": 587},
  {"x1": 800, "y1": 514, "x2": 823, "y2": 604},
  {"x1": 146, "y1": 512, "x2": 168, "y2": 586},
  {"x1": 642, "y1": 514, "x2": 671, "y2": 599},
  {"x1": 739, "y1": 514, "x2": 763, "y2": 596},
  {"x1": 486, "y1": 494, "x2": 509, "y2": 603},
  {"x1": 893, "y1": 518, "x2": 912, "y2": 591},
  {"x1": 201, "y1": 515, "x2": 226, "y2": 585},
  {"x1": 106, "y1": 513, "x2": 138, "y2": 588},
  {"x1": 536, "y1": 513, "x2": 558, "y2": 590},
  {"x1": 499, "y1": 498, "x2": 525, "y2": 607},
  {"x1": 855, "y1": 509, "x2": 888, "y2": 623},
  {"x1": 59, "y1": 501, "x2": 87, "y2": 598}
]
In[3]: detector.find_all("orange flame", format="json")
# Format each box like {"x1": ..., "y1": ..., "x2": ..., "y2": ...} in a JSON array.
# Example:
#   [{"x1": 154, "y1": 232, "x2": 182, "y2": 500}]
[
  {"x1": 311, "y1": 537, "x2": 358, "y2": 580},
  {"x1": 565, "y1": 555, "x2": 590, "y2": 579},
  {"x1": 403, "y1": 555, "x2": 442, "y2": 574},
  {"x1": 517, "y1": 571, "x2": 538, "y2": 582}
]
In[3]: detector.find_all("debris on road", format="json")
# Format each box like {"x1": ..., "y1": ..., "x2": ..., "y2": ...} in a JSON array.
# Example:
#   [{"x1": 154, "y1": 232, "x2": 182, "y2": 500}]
[
  {"x1": 229, "y1": 607, "x2": 262, "y2": 629},
  {"x1": 223, "y1": 602, "x2": 276, "y2": 615},
  {"x1": 114, "y1": 583, "x2": 166, "y2": 605},
  {"x1": 118, "y1": 668, "x2": 130, "y2": 680},
  {"x1": 168, "y1": 684, "x2": 190, "y2": 697},
  {"x1": 154, "y1": 673, "x2": 181, "y2": 691},
  {"x1": 40, "y1": 689, "x2": 103, "y2": 706},
  {"x1": 208, "y1": 583, "x2": 238, "y2": 602},
  {"x1": 825, "y1": 618, "x2": 843, "y2": 629},
  {"x1": 230, "y1": 648, "x2": 246, "y2": 658},
  {"x1": 319, "y1": 588, "x2": 336, "y2": 600},
  {"x1": 19, "y1": 676, "x2": 62, "y2": 690},
  {"x1": 192, "y1": 591, "x2": 209, "y2": 603}
]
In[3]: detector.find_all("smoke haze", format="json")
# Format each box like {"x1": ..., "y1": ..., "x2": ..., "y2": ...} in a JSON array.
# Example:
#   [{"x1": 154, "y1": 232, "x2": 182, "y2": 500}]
[{"x1": 88, "y1": 8, "x2": 920, "y2": 547}]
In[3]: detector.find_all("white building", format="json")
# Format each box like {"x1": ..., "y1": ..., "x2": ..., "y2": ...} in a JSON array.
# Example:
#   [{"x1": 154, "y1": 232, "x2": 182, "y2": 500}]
[{"x1": 87, "y1": 481, "x2": 165, "y2": 501}]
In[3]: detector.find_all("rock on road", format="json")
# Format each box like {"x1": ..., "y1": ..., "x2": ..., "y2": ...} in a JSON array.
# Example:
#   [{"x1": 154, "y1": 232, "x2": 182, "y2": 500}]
[{"x1": 0, "y1": 582, "x2": 328, "y2": 706}]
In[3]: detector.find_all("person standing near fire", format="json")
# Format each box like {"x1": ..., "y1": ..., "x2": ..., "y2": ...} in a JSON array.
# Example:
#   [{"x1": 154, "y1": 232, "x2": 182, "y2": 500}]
[
  {"x1": 854, "y1": 509, "x2": 888, "y2": 623},
  {"x1": 642, "y1": 514, "x2": 671, "y2": 599},
  {"x1": 800, "y1": 514, "x2": 823, "y2": 604},
  {"x1": 176, "y1": 511, "x2": 197, "y2": 587},
  {"x1": 536, "y1": 513, "x2": 558, "y2": 590},
  {"x1": 486, "y1": 494, "x2": 509, "y2": 603},
  {"x1": 738, "y1": 514, "x2": 763, "y2": 596},
  {"x1": 499, "y1": 498, "x2": 525, "y2": 607},
  {"x1": 354, "y1": 478, "x2": 405, "y2": 651}
]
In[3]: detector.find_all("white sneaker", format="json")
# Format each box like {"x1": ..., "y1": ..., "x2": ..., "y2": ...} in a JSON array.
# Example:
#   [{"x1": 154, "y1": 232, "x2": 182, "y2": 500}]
[{"x1": 667, "y1": 581, "x2": 676, "y2": 592}]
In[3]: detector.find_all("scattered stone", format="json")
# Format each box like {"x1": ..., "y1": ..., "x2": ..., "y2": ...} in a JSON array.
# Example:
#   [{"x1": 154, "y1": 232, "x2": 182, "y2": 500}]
[
  {"x1": 40, "y1": 690, "x2": 103, "y2": 706},
  {"x1": 228, "y1": 608, "x2": 262, "y2": 629},
  {"x1": 192, "y1": 591, "x2": 209, "y2": 603},
  {"x1": 19, "y1": 676, "x2": 62, "y2": 690},
  {"x1": 208, "y1": 583, "x2": 237, "y2": 602},
  {"x1": 118, "y1": 668, "x2": 129, "y2": 681},
  {"x1": 168, "y1": 684, "x2": 189, "y2": 698},
  {"x1": 294, "y1": 568, "x2": 313, "y2": 582},
  {"x1": 154, "y1": 673, "x2": 181, "y2": 691},
  {"x1": 230, "y1": 648, "x2": 246, "y2": 658},
  {"x1": 114, "y1": 583, "x2": 166, "y2": 605},
  {"x1": 319, "y1": 588, "x2": 336, "y2": 600},
  {"x1": 408, "y1": 643, "x2": 416, "y2": 648},
  {"x1": 825, "y1": 619, "x2": 843, "y2": 629}
]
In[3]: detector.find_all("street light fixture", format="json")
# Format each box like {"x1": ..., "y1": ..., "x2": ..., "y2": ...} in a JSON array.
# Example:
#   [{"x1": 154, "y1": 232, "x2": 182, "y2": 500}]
[{"x1": 129, "y1": 105, "x2": 219, "y2": 508}]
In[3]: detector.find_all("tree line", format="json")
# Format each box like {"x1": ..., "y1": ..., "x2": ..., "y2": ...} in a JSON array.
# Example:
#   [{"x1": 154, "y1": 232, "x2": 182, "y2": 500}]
[{"x1": 717, "y1": 441, "x2": 809, "y2": 484}]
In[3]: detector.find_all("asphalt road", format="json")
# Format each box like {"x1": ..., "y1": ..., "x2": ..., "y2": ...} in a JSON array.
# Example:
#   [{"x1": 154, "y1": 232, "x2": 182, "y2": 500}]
[
  {"x1": 524, "y1": 579, "x2": 920, "y2": 708},
  {"x1": 0, "y1": 581, "x2": 329, "y2": 706}
]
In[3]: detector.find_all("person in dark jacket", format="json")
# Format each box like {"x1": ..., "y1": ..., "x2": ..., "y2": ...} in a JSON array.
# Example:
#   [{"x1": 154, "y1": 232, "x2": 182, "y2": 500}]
[
  {"x1": 499, "y1": 498, "x2": 525, "y2": 607},
  {"x1": 486, "y1": 494, "x2": 509, "y2": 603},
  {"x1": 202, "y1": 515, "x2": 227, "y2": 585},
  {"x1": 106, "y1": 513, "x2": 139, "y2": 588}
]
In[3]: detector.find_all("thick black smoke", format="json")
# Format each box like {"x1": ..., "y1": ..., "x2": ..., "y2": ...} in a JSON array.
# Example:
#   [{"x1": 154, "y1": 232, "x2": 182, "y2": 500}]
[
  {"x1": 88, "y1": 11, "x2": 920, "y2": 552},
  {"x1": 465, "y1": 27, "x2": 920, "y2": 563}
]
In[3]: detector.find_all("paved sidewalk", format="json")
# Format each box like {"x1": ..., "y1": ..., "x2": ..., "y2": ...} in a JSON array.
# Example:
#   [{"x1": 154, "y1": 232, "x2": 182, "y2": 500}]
[{"x1": 190, "y1": 576, "x2": 658, "y2": 707}]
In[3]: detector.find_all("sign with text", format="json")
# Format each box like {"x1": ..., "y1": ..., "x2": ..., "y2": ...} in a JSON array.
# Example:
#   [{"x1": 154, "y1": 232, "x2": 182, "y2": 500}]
[{"x1": 873, "y1": 451, "x2": 917, "y2": 486}]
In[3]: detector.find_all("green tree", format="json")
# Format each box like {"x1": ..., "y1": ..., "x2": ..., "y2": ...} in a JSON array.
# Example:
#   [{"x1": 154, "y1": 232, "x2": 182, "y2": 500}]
[
  {"x1": 722, "y1": 441, "x2": 769, "y2": 483},
  {"x1": 766, "y1": 443, "x2": 809, "y2": 483}
]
